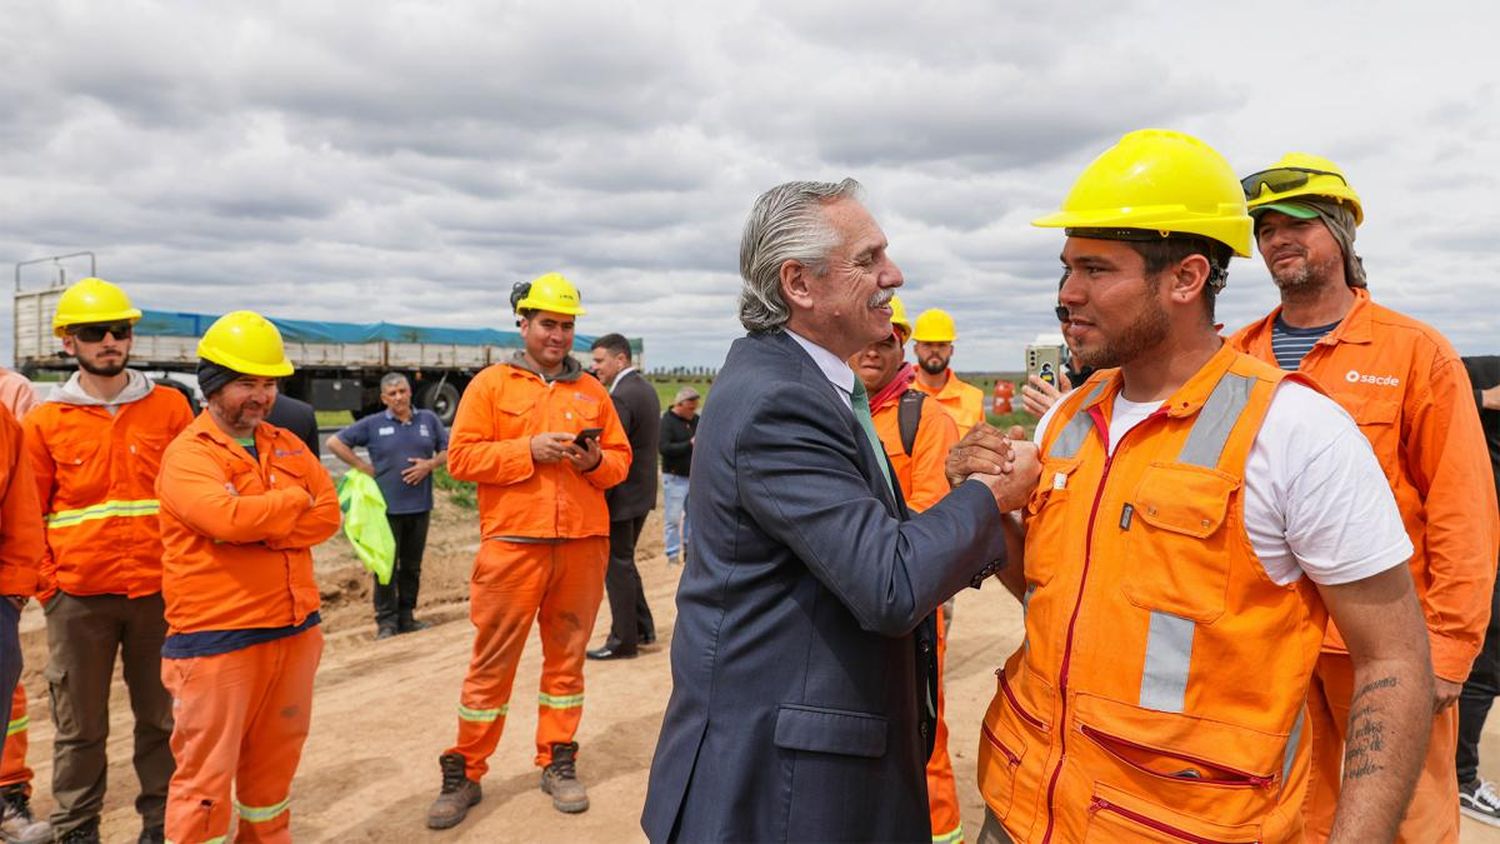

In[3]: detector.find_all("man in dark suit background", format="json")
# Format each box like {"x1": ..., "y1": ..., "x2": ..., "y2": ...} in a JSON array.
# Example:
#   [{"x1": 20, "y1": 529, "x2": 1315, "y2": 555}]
[
  {"x1": 266, "y1": 392, "x2": 320, "y2": 457},
  {"x1": 588, "y1": 334, "x2": 661, "y2": 661},
  {"x1": 640, "y1": 178, "x2": 1040, "y2": 842}
]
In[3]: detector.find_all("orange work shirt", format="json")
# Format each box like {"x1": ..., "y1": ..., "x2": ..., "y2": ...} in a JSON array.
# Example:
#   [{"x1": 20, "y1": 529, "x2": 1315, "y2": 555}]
[
  {"x1": 871, "y1": 392, "x2": 959, "y2": 512},
  {"x1": 24, "y1": 385, "x2": 194, "y2": 601},
  {"x1": 912, "y1": 370, "x2": 986, "y2": 433},
  {"x1": 0, "y1": 405, "x2": 45, "y2": 597},
  {"x1": 156, "y1": 412, "x2": 340, "y2": 635},
  {"x1": 447, "y1": 361, "x2": 630, "y2": 541},
  {"x1": 1230, "y1": 288, "x2": 1500, "y2": 681}
]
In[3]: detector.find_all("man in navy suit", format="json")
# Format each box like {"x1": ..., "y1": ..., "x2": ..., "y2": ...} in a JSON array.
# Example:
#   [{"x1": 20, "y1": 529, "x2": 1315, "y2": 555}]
[{"x1": 641, "y1": 179, "x2": 1040, "y2": 842}]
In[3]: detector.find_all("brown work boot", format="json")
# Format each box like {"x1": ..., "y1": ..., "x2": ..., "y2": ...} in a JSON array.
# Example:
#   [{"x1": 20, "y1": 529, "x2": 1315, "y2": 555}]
[
  {"x1": 540, "y1": 742, "x2": 589, "y2": 813},
  {"x1": 426, "y1": 752, "x2": 482, "y2": 830}
]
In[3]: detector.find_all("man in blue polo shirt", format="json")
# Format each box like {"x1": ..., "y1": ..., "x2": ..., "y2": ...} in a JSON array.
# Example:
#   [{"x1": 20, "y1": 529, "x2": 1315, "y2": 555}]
[{"x1": 328, "y1": 373, "x2": 449, "y2": 639}]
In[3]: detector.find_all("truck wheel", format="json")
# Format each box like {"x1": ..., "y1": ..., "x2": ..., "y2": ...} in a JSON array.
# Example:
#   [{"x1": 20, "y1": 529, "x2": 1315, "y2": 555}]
[{"x1": 419, "y1": 381, "x2": 461, "y2": 426}]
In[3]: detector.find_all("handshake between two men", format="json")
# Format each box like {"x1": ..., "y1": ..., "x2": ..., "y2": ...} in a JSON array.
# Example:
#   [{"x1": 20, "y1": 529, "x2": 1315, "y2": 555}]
[{"x1": 945, "y1": 423, "x2": 1041, "y2": 597}]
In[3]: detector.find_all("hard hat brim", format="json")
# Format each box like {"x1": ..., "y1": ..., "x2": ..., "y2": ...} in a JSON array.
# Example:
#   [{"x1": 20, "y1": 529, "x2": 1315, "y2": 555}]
[{"x1": 196, "y1": 346, "x2": 295, "y2": 378}]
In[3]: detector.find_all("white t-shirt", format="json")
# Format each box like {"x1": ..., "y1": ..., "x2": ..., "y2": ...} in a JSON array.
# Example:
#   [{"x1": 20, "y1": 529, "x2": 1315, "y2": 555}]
[{"x1": 1034, "y1": 381, "x2": 1412, "y2": 586}]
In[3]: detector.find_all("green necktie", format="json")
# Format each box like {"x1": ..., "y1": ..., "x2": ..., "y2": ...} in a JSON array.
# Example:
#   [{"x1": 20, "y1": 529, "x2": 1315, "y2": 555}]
[{"x1": 850, "y1": 381, "x2": 895, "y2": 495}]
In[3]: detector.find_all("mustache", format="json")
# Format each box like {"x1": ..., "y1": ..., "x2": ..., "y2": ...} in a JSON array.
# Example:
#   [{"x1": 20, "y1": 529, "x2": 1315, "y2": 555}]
[{"x1": 868, "y1": 289, "x2": 894, "y2": 308}]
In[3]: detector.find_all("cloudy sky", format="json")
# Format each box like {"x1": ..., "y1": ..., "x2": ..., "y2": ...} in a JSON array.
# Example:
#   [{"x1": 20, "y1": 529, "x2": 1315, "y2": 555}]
[{"x1": 3, "y1": 0, "x2": 1496, "y2": 370}]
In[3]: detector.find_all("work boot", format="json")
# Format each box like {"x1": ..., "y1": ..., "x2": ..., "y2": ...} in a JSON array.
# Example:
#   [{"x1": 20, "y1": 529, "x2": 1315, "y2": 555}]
[
  {"x1": 376, "y1": 622, "x2": 399, "y2": 640},
  {"x1": 137, "y1": 823, "x2": 165, "y2": 844},
  {"x1": 55, "y1": 818, "x2": 100, "y2": 844},
  {"x1": 0, "y1": 785, "x2": 51, "y2": 844},
  {"x1": 398, "y1": 613, "x2": 430, "y2": 634},
  {"x1": 540, "y1": 742, "x2": 589, "y2": 814},
  {"x1": 426, "y1": 752, "x2": 482, "y2": 830}
]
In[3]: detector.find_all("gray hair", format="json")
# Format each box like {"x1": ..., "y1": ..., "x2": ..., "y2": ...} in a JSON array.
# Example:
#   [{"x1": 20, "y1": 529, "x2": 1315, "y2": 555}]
[
  {"x1": 737, "y1": 178, "x2": 863, "y2": 332},
  {"x1": 380, "y1": 372, "x2": 410, "y2": 392},
  {"x1": 672, "y1": 386, "x2": 701, "y2": 405}
]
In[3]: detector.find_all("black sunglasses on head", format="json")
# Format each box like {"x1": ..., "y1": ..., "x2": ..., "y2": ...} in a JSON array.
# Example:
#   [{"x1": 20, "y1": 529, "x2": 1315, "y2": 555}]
[
  {"x1": 1240, "y1": 166, "x2": 1348, "y2": 200},
  {"x1": 68, "y1": 322, "x2": 133, "y2": 343}
]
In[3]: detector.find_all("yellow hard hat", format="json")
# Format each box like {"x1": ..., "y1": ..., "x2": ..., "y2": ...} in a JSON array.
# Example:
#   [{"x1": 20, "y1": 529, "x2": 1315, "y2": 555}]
[
  {"x1": 52, "y1": 277, "x2": 143, "y2": 337},
  {"x1": 1241, "y1": 152, "x2": 1363, "y2": 226},
  {"x1": 911, "y1": 308, "x2": 957, "y2": 343},
  {"x1": 511, "y1": 272, "x2": 586, "y2": 316},
  {"x1": 889, "y1": 295, "x2": 912, "y2": 340},
  {"x1": 196, "y1": 311, "x2": 294, "y2": 377},
  {"x1": 1032, "y1": 128, "x2": 1253, "y2": 257}
]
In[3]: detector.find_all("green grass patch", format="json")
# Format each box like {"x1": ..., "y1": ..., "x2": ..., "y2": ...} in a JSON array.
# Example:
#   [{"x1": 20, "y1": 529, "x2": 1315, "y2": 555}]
[
  {"x1": 433, "y1": 466, "x2": 477, "y2": 509},
  {"x1": 315, "y1": 410, "x2": 354, "y2": 428}
]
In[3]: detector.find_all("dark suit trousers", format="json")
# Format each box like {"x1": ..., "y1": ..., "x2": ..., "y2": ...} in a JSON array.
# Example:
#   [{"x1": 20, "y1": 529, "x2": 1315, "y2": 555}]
[
  {"x1": 605, "y1": 516, "x2": 654, "y2": 650},
  {"x1": 1458, "y1": 550, "x2": 1500, "y2": 783},
  {"x1": 374, "y1": 511, "x2": 430, "y2": 626}
]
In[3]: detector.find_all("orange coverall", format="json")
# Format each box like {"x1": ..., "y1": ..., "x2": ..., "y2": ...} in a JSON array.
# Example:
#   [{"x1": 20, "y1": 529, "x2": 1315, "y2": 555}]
[
  {"x1": 444, "y1": 361, "x2": 630, "y2": 780},
  {"x1": 872, "y1": 391, "x2": 963, "y2": 841},
  {"x1": 912, "y1": 370, "x2": 986, "y2": 433},
  {"x1": 155, "y1": 413, "x2": 340, "y2": 843},
  {"x1": 0, "y1": 371, "x2": 35, "y2": 791},
  {"x1": 1232, "y1": 288, "x2": 1500, "y2": 842}
]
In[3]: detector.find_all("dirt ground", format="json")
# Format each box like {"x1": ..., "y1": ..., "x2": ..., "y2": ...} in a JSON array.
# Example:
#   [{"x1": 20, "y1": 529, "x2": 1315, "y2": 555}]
[{"x1": 13, "y1": 493, "x2": 1500, "y2": 843}]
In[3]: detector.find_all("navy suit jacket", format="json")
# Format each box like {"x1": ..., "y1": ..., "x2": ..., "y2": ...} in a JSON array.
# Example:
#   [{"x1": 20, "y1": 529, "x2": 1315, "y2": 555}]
[{"x1": 640, "y1": 331, "x2": 1008, "y2": 842}]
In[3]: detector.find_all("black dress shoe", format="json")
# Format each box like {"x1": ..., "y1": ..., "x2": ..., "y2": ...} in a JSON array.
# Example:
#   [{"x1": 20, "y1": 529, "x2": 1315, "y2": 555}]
[{"x1": 586, "y1": 645, "x2": 639, "y2": 660}]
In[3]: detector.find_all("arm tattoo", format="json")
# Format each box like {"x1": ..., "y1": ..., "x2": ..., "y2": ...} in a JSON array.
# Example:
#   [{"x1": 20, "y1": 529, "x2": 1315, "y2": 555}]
[{"x1": 1343, "y1": 676, "x2": 1397, "y2": 781}]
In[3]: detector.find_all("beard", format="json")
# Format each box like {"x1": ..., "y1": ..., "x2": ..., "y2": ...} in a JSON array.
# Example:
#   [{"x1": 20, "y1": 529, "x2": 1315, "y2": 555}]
[
  {"x1": 1271, "y1": 253, "x2": 1341, "y2": 292},
  {"x1": 1074, "y1": 295, "x2": 1170, "y2": 371},
  {"x1": 918, "y1": 354, "x2": 949, "y2": 375},
  {"x1": 78, "y1": 354, "x2": 127, "y2": 377}
]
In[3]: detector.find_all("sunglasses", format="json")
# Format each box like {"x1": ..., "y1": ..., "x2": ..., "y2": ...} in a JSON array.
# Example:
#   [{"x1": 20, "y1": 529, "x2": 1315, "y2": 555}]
[
  {"x1": 1240, "y1": 167, "x2": 1347, "y2": 200},
  {"x1": 68, "y1": 322, "x2": 134, "y2": 343}
]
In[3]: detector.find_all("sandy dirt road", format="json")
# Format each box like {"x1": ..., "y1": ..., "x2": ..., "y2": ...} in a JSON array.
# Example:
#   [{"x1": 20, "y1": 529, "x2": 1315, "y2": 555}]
[{"x1": 13, "y1": 495, "x2": 1500, "y2": 842}]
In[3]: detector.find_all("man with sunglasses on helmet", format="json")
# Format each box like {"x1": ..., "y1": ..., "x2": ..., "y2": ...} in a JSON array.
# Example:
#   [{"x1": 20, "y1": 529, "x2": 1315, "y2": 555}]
[
  {"x1": 21, "y1": 278, "x2": 193, "y2": 844},
  {"x1": 1230, "y1": 155, "x2": 1498, "y2": 842}
]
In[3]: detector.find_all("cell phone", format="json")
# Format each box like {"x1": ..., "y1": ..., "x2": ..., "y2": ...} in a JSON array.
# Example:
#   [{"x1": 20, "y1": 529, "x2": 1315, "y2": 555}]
[
  {"x1": 1026, "y1": 344, "x2": 1064, "y2": 388},
  {"x1": 573, "y1": 427, "x2": 604, "y2": 447}
]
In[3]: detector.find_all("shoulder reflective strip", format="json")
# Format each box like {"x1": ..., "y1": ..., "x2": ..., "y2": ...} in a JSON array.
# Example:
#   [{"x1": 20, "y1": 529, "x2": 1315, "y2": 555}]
[
  {"x1": 1177, "y1": 373, "x2": 1255, "y2": 468},
  {"x1": 538, "y1": 692, "x2": 585, "y2": 709},
  {"x1": 45, "y1": 498, "x2": 160, "y2": 528},
  {"x1": 6, "y1": 714, "x2": 28, "y2": 736},
  {"x1": 932, "y1": 824, "x2": 964, "y2": 843},
  {"x1": 235, "y1": 797, "x2": 291, "y2": 823},
  {"x1": 457, "y1": 703, "x2": 507, "y2": 722},
  {"x1": 1282, "y1": 706, "x2": 1306, "y2": 784},
  {"x1": 1049, "y1": 382, "x2": 1107, "y2": 459},
  {"x1": 1139, "y1": 611, "x2": 1195, "y2": 713}
]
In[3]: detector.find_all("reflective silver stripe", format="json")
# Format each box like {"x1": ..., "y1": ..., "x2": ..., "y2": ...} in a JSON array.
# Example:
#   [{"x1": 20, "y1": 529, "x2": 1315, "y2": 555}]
[
  {"x1": 1049, "y1": 382, "x2": 1107, "y2": 459},
  {"x1": 1139, "y1": 611, "x2": 1194, "y2": 713},
  {"x1": 1177, "y1": 373, "x2": 1255, "y2": 468},
  {"x1": 1021, "y1": 584, "x2": 1036, "y2": 652},
  {"x1": 1282, "y1": 706, "x2": 1306, "y2": 784},
  {"x1": 235, "y1": 796, "x2": 290, "y2": 823}
]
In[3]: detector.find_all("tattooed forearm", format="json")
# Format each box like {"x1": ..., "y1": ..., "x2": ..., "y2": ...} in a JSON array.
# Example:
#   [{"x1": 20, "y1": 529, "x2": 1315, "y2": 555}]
[
  {"x1": 1343, "y1": 702, "x2": 1387, "y2": 780},
  {"x1": 1349, "y1": 675, "x2": 1398, "y2": 705}
]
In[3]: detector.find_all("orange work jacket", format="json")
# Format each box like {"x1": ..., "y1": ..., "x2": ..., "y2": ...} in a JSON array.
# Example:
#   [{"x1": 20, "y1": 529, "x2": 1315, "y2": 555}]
[
  {"x1": 447, "y1": 360, "x2": 630, "y2": 541},
  {"x1": 912, "y1": 370, "x2": 986, "y2": 433},
  {"x1": 981, "y1": 346, "x2": 1327, "y2": 843},
  {"x1": 24, "y1": 385, "x2": 193, "y2": 601},
  {"x1": 155, "y1": 412, "x2": 340, "y2": 635},
  {"x1": 871, "y1": 391, "x2": 959, "y2": 512},
  {"x1": 0, "y1": 405, "x2": 45, "y2": 597},
  {"x1": 1231, "y1": 288, "x2": 1500, "y2": 681}
]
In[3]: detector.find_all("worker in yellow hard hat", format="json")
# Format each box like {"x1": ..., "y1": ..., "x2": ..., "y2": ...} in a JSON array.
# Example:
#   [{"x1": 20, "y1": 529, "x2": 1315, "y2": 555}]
[
  {"x1": 428, "y1": 272, "x2": 630, "y2": 829},
  {"x1": 964, "y1": 129, "x2": 1432, "y2": 843},
  {"x1": 23, "y1": 277, "x2": 193, "y2": 842},
  {"x1": 1230, "y1": 152, "x2": 1498, "y2": 842},
  {"x1": 909, "y1": 307, "x2": 986, "y2": 431}
]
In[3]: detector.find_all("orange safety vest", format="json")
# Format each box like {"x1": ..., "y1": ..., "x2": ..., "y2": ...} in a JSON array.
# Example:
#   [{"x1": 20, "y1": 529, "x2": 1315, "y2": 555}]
[
  {"x1": 912, "y1": 370, "x2": 986, "y2": 433},
  {"x1": 1230, "y1": 288, "x2": 1500, "y2": 681},
  {"x1": 24, "y1": 386, "x2": 193, "y2": 601},
  {"x1": 872, "y1": 392, "x2": 959, "y2": 513},
  {"x1": 447, "y1": 361, "x2": 630, "y2": 541},
  {"x1": 0, "y1": 405, "x2": 44, "y2": 598},
  {"x1": 980, "y1": 345, "x2": 1327, "y2": 843},
  {"x1": 155, "y1": 413, "x2": 341, "y2": 635}
]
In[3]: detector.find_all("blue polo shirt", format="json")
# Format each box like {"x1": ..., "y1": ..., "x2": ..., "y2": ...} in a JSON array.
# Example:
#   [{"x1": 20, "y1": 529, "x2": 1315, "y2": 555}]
[{"x1": 336, "y1": 408, "x2": 449, "y2": 515}]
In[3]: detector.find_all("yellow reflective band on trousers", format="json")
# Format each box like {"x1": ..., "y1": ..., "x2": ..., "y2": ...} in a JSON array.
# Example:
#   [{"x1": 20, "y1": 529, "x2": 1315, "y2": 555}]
[
  {"x1": 457, "y1": 703, "x2": 508, "y2": 722},
  {"x1": 932, "y1": 824, "x2": 964, "y2": 844},
  {"x1": 538, "y1": 692, "x2": 584, "y2": 709},
  {"x1": 6, "y1": 714, "x2": 27, "y2": 737},
  {"x1": 45, "y1": 498, "x2": 160, "y2": 529},
  {"x1": 235, "y1": 796, "x2": 291, "y2": 823}
]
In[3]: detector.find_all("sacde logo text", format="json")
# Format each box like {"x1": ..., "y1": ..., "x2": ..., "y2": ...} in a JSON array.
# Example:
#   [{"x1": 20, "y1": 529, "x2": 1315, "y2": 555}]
[{"x1": 1345, "y1": 369, "x2": 1401, "y2": 387}]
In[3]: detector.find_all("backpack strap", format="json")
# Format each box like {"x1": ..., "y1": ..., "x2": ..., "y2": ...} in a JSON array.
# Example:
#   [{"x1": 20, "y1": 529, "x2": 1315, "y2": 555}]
[{"x1": 898, "y1": 390, "x2": 926, "y2": 457}]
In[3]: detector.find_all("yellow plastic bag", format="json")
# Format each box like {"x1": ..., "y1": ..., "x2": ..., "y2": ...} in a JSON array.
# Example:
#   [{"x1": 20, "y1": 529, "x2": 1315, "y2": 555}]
[{"x1": 337, "y1": 469, "x2": 395, "y2": 585}]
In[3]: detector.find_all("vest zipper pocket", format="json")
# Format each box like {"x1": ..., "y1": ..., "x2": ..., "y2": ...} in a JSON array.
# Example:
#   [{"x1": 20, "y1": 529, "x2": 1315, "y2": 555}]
[
  {"x1": 981, "y1": 721, "x2": 1020, "y2": 766},
  {"x1": 1088, "y1": 796, "x2": 1258, "y2": 844},
  {"x1": 1079, "y1": 724, "x2": 1272, "y2": 789},
  {"x1": 997, "y1": 669, "x2": 1046, "y2": 731}
]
